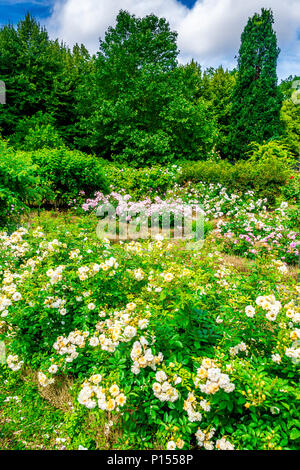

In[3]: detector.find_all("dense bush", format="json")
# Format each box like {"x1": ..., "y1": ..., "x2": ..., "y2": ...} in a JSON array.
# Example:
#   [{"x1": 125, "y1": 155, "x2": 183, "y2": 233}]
[
  {"x1": 103, "y1": 163, "x2": 179, "y2": 199},
  {"x1": 0, "y1": 139, "x2": 42, "y2": 226},
  {"x1": 31, "y1": 148, "x2": 109, "y2": 205},
  {"x1": 282, "y1": 174, "x2": 300, "y2": 205},
  {"x1": 280, "y1": 76, "x2": 300, "y2": 158},
  {"x1": 178, "y1": 142, "x2": 293, "y2": 205},
  {"x1": 247, "y1": 141, "x2": 295, "y2": 204},
  {"x1": 0, "y1": 142, "x2": 110, "y2": 225},
  {"x1": 10, "y1": 112, "x2": 65, "y2": 151},
  {"x1": 22, "y1": 124, "x2": 65, "y2": 151}
]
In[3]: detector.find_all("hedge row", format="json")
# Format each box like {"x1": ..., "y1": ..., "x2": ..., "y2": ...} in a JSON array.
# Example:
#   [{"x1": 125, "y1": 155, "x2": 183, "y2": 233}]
[
  {"x1": 177, "y1": 158, "x2": 292, "y2": 205},
  {"x1": 0, "y1": 142, "x2": 109, "y2": 226}
]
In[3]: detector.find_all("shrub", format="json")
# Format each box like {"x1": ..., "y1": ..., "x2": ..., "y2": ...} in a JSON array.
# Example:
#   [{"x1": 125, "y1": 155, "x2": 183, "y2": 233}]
[
  {"x1": 0, "y1": 139, "x2": 42, "y2": 226},
  {"x1": 10, "y1": 112, "x2": 65, "y2": 151},
  {"x1": 31, "y1": 148, "x2": 109, "y2": 205},
  {"x1": 112, "y1": 129, "x2": 174, "y2": 167},
  {"x1": 23, "y1": 124, "x2": 65, "y2": 151},
  {"x1": 247, "y1": 140, "x2": 294, "y2": 204},
  {"x1": 178, "y1": 160, "x2": 231, "y2": 186},
  {"x1": 282, "y1": 174, "x2": 300, "y2": 205},
  {"x1": 103, "y1": 163, "x2": 179, "y2": 199},
  {"x1": 178, "y1": 142, "x2": 292, "y2": 205}
]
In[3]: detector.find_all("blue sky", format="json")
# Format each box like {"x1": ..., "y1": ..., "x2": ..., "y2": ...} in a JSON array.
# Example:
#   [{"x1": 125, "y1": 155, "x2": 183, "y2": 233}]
[
  {"x1": 0, "y1": 1, "x2": 196, "y2": 24},
  {"x1": 0, "y1": 1, "x2": 299, "y2": 80},
  {"x1": 0, "y1": 1, "x2": 53, "y2": 25}
]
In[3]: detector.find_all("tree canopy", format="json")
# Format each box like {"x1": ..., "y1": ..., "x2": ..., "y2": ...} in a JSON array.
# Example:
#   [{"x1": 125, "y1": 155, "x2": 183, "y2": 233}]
[
  {"x1": 0, "y1": 9, "x2": 297, "y2": 165},
  {"x1": 229, "y1": 8, "x2": 283, "y2": 159}
]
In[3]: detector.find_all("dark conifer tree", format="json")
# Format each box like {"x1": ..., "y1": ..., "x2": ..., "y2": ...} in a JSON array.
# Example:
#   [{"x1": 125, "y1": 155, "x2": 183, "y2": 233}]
[{"x1": 229, "y1": 8, "x2": 283, "y2": 159}]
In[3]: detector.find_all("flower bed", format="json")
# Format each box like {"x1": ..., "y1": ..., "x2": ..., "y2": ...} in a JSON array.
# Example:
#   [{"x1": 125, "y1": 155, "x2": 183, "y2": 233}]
[{"x1": 0, "y1": 213, "x2": 299, "y2": 450}]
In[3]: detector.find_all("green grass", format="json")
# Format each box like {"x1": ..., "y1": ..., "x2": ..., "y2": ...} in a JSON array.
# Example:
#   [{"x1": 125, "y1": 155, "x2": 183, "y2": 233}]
[{"x1": 0, "y1": 365, "x2": 65, "y2": 450}]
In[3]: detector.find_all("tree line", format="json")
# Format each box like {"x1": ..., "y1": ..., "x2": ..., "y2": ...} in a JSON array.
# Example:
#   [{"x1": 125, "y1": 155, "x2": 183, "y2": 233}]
[{"x1": 0, "y1": 8, "x2": 299, "y2": 165}]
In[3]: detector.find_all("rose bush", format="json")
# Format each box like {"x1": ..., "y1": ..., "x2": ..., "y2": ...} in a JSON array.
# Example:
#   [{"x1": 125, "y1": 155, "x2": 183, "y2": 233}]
[{"x1": 0, "y1": 209, "x2": 299, "y2": 450}]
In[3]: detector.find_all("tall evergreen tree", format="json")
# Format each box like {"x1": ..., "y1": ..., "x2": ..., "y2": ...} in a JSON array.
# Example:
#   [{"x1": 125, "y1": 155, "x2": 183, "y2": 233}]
[
  {"x1": 229, "y1": 8, "x2": 283, "y2": 159},
  {"x1": 0, "y1": 13, "x2": 86, "y2": 144},
  {"x1": 0, "y1": 14, "x2": 55, "y2": 134}
]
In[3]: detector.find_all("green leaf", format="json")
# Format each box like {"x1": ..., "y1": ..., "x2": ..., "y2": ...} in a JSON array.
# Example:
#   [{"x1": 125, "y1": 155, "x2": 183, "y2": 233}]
[{"x1": 290, "y1": 428, "x2": 300, "y2": 440}]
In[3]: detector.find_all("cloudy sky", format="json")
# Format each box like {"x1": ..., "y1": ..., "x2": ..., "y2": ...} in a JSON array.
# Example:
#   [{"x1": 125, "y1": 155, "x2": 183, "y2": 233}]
[{"x1": 0, "y1": 0, "x2": 299, "y2": 80}]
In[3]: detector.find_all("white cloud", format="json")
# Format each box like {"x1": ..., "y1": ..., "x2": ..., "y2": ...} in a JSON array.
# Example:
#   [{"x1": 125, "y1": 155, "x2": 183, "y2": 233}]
[
  {"x1": 177, "y1": 0, "x2": 300, "y2": 73},
  {"x1": 47, "y1": 0, "x2": 300, "y2": 79},
  {"x1": 47, "y1": 0, "x2": 187, "y2": 51}
]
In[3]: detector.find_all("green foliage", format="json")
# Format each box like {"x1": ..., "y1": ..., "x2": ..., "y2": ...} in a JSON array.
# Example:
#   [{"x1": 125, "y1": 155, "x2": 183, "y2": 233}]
[
  {"x1": 281, "y1": 99, "x2": 300, "y2": 158},
  {"x1": 247, "y1": 140, "x2": 294, "y2": 204},
  {"x1": 23, "y1": 124, "x2": 65, "y2": 151},
  {"x1": 0, "y1": 140, "x2": 110, "y2": 224},
  {"x1": 229, "y1": 8, "x2": 283, "y2": 159},
  {"x1": 281, "y1": 174, "x2": 300, "y2": 205},
  {"x1": 31, "y1": 148, "x2": 109, "y2": 205},
  {"x1": 0, "y1": 365, "x2": 66, "y2": 450},
  {"x1": 10, "y1": 112, "x2": 65, "y2": 150},
  {"x1": 0, "y1": 138, "x2": 42, "y2": 226},
  {"x1": 0, "y1": 213, "x2": 299, "y2": 450},
  {"x1": 99, "y1": 9, "x2": 178, "y2": 72},
  {"x1": 0, "y1": 14, "x2": 89, "y2": 146},
  {"x1": 1, "y1": 10, "x2": 293, "y2": 164},
  {"x1": 178, "y1": 141, "x2": 292, "y2": 205},
  {"x1": 200, "y1": 67, "x2": 236, "y2": 158},
  {"x1": 248, "y1": 139, "x2": 293, "y2": 163},
  {"x1": 103, "y1": 163, "x2": 179, "y2": 198},
  {"x1": 77, "y1": 11, "x2": 216, "y2": 165},
  {"x1": 279, "y1": 77, "x2": 300, "y2": 158}
]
